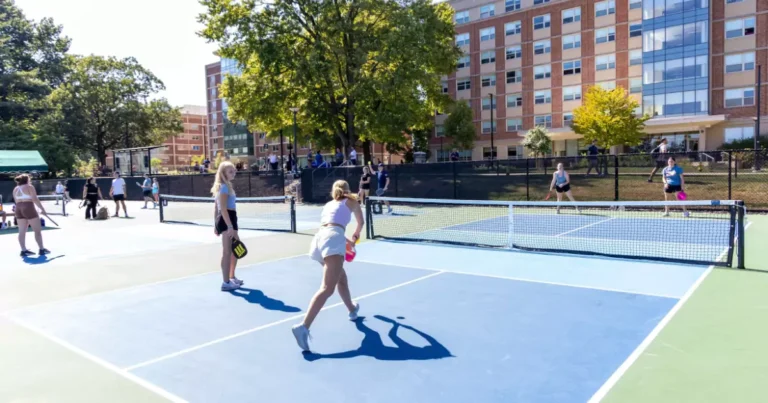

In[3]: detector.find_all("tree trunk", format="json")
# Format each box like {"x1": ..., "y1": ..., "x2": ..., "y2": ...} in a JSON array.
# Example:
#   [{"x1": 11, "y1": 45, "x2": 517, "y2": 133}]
[{"x1": 363, "y1": 139, "x2": 372, "y2": 165}]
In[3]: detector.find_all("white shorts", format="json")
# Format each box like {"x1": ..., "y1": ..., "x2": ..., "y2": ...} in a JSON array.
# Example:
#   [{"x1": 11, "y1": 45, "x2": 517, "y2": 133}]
[{"x1": 309, "y1": 226, "x2": 346, "y2": 264}]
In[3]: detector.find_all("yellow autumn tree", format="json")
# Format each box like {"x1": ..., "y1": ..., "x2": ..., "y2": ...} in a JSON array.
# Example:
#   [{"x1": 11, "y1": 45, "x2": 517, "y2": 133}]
[{"x1": 572, "y1": 86, "x2": 648, "y2": 148}]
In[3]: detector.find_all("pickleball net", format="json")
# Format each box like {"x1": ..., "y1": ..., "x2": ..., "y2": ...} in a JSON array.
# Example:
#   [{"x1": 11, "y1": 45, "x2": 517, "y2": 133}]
[
  {"x1": 0, "y1": 194, "x2": 67, "y2": 216},
  {"x1": 366, "y1": 196, "x2": 746, "y2": 268},
  {"x1": 159, "y1": 194, "x2": 296, "y2": 233}
]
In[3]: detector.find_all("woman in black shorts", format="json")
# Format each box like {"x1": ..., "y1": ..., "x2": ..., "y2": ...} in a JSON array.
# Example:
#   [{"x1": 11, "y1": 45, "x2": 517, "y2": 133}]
[
  {"x1": 549, "y1": 163, "x2": 580, "y2": 214},
  {"x1": 82, "y1": 177, "x2": 104, "y2": 219},
  {"x1": 211, "y1": 161, "x2": 243, "y2": 291},
  {"x1": 358, "y1": 166, "x2": 372, "y2": 205}
]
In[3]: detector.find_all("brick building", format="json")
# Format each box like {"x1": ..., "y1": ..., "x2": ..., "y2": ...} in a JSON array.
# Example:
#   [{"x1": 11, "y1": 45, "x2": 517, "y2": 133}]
[{"x1": 432, "y1": 0, "x2": 766, "y2": 161}]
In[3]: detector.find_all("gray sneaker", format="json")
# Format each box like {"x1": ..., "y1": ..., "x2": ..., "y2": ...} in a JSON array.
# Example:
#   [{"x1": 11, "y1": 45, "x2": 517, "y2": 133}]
[
  {"x1": 221, "y1": 281, "x2": 240, "y2": 291},
  {"x1": 348, "y1": 303, "x2": 360, "y2": 321},
  {"x1": 291, "y1": 324, "x2": 311, "y2": 351}
]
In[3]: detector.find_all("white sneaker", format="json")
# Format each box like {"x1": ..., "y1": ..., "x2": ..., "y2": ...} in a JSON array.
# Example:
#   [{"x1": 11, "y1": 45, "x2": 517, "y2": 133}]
[
  {"x1": 683, "y1": 211, "x2": 690, "y2": 218},
  {"x1": 348, "y1": 302, "x2": 360, "y2": 321},
  {"x1": 0, "y1": 223, "x2": 6, "y2": 230},
  {"x1": 662, "y1": 212, "x2": 670, "y2": 217},
  {"x1": 221, "y1": 281, "x2": 240, "y2": 291},
  {"x1": 231, "y1": 277, "x2": 244, "y2": 286},
  {"x1": 291, "y1": 324, "x2": 311, "y2": 351}
]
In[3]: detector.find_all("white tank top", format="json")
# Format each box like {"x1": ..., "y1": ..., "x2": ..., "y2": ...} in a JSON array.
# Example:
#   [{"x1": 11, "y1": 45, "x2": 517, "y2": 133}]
[
  {"x1": 321, "y1": 199, "x2": 352, "y2": 227},
  {"x1": 14, "y1": 186, "x2": 33, "y2": 201}
]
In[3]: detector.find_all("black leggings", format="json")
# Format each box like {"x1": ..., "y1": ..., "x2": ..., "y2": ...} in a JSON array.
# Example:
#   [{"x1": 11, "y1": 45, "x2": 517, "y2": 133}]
[{"x1": 85, "y1": 196, "x2": 98, "y2": 219}]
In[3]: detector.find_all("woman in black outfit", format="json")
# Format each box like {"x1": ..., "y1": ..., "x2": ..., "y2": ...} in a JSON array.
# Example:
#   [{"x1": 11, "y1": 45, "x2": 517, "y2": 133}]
[
  {"x1": 82, "y1": 177, "x2": 104, "y2": 219},
  {"x1": 358, "y1": 166, "x2": 372, "y2": 205}
]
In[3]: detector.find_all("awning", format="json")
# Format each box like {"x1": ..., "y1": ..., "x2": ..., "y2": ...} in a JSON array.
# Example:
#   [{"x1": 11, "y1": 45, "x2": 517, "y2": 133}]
[{"x1": 0, "y1": 150, "x2": 48, "y2": 173}]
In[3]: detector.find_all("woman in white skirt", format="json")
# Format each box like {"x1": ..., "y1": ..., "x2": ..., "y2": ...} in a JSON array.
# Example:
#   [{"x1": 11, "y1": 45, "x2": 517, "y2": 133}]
[{"x1": 292, "y1": 180, "x2": 363, "y2": 352}]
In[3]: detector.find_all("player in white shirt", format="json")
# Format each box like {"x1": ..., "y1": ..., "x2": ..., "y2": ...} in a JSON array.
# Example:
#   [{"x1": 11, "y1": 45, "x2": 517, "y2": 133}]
[
  {"x1": 349, "y1": 148, "x2": 357, "y2": 166},
  {"x1": 55, "y1": 182, "x2": 64, "y2": 205},
  {"x1": 109, "y1": 171, "x2": 129, "y2": 218}
]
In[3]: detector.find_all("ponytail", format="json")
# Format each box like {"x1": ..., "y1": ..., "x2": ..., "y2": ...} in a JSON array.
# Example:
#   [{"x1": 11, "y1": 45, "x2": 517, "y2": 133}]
[{"x1": 331, "y1": 180, "x2": 357, "y2": 201}]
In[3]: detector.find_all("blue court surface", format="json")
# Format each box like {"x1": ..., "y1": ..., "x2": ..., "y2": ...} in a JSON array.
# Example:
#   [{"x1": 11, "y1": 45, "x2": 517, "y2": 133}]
[{"x1": 5, "y1": 240, "x2": 707, "y2": 403}]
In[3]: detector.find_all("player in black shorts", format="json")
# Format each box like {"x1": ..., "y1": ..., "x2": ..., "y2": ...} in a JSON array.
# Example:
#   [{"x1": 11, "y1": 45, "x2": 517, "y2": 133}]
[
  {"x1": 550, "y1": 163, "x2": 580, "y2": 214},
  {"x1": 358, "y1": 166, "x2": 371, "y2": 206}
]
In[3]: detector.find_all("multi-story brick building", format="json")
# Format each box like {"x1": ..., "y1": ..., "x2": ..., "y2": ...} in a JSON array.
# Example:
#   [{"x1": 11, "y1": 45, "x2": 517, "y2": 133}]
[{"x1": 433, "y1": 0, "x2": 766, "y2": 161}]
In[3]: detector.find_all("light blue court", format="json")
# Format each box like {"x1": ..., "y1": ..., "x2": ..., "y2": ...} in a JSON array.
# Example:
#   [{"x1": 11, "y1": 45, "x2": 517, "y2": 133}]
[{"x1": 5, "y1": 241, "x2": 704, "y2": 403}]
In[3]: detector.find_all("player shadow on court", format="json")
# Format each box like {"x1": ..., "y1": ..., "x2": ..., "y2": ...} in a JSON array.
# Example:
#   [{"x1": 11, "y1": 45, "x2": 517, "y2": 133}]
[
  {"x1": 303, "y1": 315, "x2": 452, "y2": 362},
  {"x1": 22, "y1": 254, "x2": 65, "y2": 265},
  {"x1": 228, "y1": 287, "x2": 301, "y2": 313}
]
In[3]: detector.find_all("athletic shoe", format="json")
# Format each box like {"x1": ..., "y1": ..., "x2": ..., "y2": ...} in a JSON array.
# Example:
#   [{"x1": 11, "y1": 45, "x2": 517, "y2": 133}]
[
  {"x1": 1, "y1": 223, "x2": 7, "y2": 230},
  {"x1": 20, "y1": 250, "x2": 34, "y2": 257},
  {"x1": 662, "y1": 212, "x2": 670, "y2": 217},
  {"x1": 221, "y1": 281, "x2": 240, "y2": 291},
  {"x1": 348, "y1": 302, "x2": 360, "y2": 321},
  {"x1": 141, "y1": 206, "x2": 147, "y2": 209},
  {"x1": 683, "y1": 211, "x2": 690, "y2": 218},
  {"x1": 231, "y1": 277, "x2": 244, "y2": 286},
  {"x1": 387, "y1": 207, "x2": 393, "y2": 214},
  {"x1": 39, "y1": 248, "x2": 51, "y2": 255},
  {"x1": 291, "y1": 324, "x2": 311, "y2": 351}
]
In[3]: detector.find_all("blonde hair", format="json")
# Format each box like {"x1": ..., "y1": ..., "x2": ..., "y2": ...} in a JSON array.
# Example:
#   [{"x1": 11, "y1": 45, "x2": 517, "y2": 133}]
[
  {"x1": 211, "y1": 161, "x2": 237, "y2": 197},
  {"x1": 331, "y1": 180, "x2": 357, "y2": 201}
]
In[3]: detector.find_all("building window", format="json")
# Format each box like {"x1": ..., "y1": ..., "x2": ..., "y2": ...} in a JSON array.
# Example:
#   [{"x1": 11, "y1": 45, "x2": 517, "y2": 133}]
[
  {"x1": 480, "y1": 27, "x2": 495, "y2": 42},
  {"x1": 506, "y1": 70, "x2": 522, "y2": 83},
  {"x1": 456, "y1": 33, "x2": 470, "y2": 46},
  {"x1": 482, "y1": 121, "x2": 497, "y2": 134},
  {"x1": 630, "y1": 50, "x2": 643, "y2": 66},
  {"x1": 209, "y1": 76, "x2": 215, "y2": 87},
  {"x1": 596, "y1": 54, "x2": 616, "y2": 70},
  {"x1": 725, "y1": 17, "x2": 755, "y2": 39},
  {"x1": 563, "y1": 85, "x2": 582, "y2": 101},
  {"x1": 442, "y1": 81, "x2": 449, "y2": 93},
  {"x1": 457, "y1": 79, "x2": 471, "y2": 91},
  {"x1": 508, "y1": 145, "x2": 524, "y2": 159},
  {"x1": 630, "y1": 22, "x2": 642, "y2": 37},
  {"x1": 630, "y1": 78, "x2": 642, "y2": 93},
  {"x1": 563, "y1": 8, "x2": 581, "y2": 24},
  {"x1": 726, "y1": 0, "x2": 744, "y2": 3},
  {"x1": 563, "y1": 60, "x2": 582, "y2": 75},
  {"x1": 724, "y1": 127, "x2": 754, "y2": 143},
  {"x1": 596, "y1": 0, "x2": 616, "y2": 17},
  {"x1": 725, "y1": 52, "x2": 755, "y2": 73},
  {"x1": 481, "y1": 75, "x2": 496, "y2": 87},
  {"x1": 506, "y1": 46, "x2": 522, "y2": 60},
  {"x1": 534, "y1": 90, "x2": 552, "y2": 104},
  {"x1": 190, "y1": 124, "x2": 200, "y2": 130},
  {"x1": 599, "y1": 81, "x2": 616, "y2": 90},
  {"x1": 455, "y1": 11, "x2": 469, "y2": 24},
  {"x1": 209, "y1": 88, "x2": 216, "y2": 99},
  {"x1": 533, "y1": 14, "x2": 551, "y2": 30},
  {"x1": 457, "y1": 55, "x2": 470, "y2": 69},
  {"x1": 480, "y1": 4, "x2": 495, "y2": 18},
  {"x1": 535, "y1": 115, "x2": 552, "y2": 128},
  {"x1": 507, "y1": 119, "x2": 523, "y2": 131},
  {"x1": 481, "y1": 51, "x2": 496, "y2": 64},
  {"x1": 192, "y1": 146, "x2": 201, "y2": 151},
  {"x1": 643, "y1": 22, "x2": 707, "y2": 51},
  {"x1": 534, "y1": 65, "x2": 552, "y2": 79},
  {"x1": 505, "y1": 0, "x2": 521, "y2": 12},
  {"x1": 596, "y1": 27, "x2": 616, "y2": 44},
  {"x1": 562, "y1": 34, "x2": 581, "y2": 50},
  {"x1": 506, "y1": 21, "x2": 522, "y2": 36},
  {"x1": 630, "y1": 0, "x2": 642, "y2": 10},
  {"x1": 563, "y1": 113, "x2": 574, "y2": 126},
  {"x1": 725, "y1": 88, "x2": 755, "y2": 107},
  {"x1": 642, "y1": 56, "x2": 708, "y2": 84},
  {"x1": 507, "y1": 94, "x2": 523, "y2": 107},
  {"x1": 483, "y1": 147, "x2": 498, "y2": 160},
  {"x1": 534, "y1": 40, "x2": 552, "y2": 55},
  {"x1": 435, "y1": 125, "x2": 445, "y2": 137},
  {"x1": 482, "y1": 97, "x2": 497, "y2": 110},
  {"x1": 642, "y1": 90, "x2": 708, "y2": 117}
]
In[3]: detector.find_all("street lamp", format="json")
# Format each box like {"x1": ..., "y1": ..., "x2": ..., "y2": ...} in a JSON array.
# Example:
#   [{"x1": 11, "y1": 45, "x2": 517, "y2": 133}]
[
  {"x1": 289, "y1": 107, "x2": 299, "y2": 171},
  {"x1": 489, "y1": 93, "x2": 495, "y2": 164}
]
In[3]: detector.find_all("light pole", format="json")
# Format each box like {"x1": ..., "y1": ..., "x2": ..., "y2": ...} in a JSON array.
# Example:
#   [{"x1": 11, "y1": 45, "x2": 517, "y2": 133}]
[
  {"x1": 755, "y1": 66, "x2": 762, "y2": 171},
  {"x1": 289, "y1": 107, "x2": 299, "y2": 171},
  {"x1": 489, "y1": 93, "x2": 495, "y2": 163}
]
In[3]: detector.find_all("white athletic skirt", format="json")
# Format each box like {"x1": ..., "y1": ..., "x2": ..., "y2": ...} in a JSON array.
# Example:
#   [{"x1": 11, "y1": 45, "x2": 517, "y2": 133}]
[{"x1": 309, "y1": 226, "x2": 346, "y2": 264}]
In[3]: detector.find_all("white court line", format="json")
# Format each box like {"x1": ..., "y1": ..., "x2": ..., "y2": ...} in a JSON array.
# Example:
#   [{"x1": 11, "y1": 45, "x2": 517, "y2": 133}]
[
  {"x1": 1, "y1": 252, "x2": 309, "y2": 316},
  {"x1": 587, "y1": 220, "x2": 753, "y2": 403},
  {"x1": 353, "y1": 259, "x2": 680, "y2": 299},
  {"x1": 7, "y1": 315, "x2": 188, "y2": 403},
  {"x1": 124, "y1": 271, "x2": 445, "y2": 371},
  {"x1": 554, "y1": 217, "x2": 616, "y2": 237}
]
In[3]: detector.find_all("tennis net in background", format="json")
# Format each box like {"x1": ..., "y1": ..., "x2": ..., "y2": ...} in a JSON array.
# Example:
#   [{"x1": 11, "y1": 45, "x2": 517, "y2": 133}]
[
  {"x1": 0, "y1": 194, "x2": 67, "y2": 216},
  {"x1": 159, "y1": 194, "x2": 296, "y2": 233},
  {"x1": 366, "y1": 196, "x2": 745, "y2": 268}
]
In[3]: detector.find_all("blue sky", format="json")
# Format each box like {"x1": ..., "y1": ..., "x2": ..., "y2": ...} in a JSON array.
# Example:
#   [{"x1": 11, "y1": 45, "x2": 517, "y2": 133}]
[{"x1": 16, "y1": 0, "x2": 219, "y2": 107}]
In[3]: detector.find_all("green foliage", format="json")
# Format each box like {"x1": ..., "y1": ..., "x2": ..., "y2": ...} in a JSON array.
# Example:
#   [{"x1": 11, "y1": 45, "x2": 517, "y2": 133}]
[
  {"x1": 522, "y1": 126, "x2": 552, "y2": 157},
  {"x1": 572, "y1": 86, "x2": 648, "y2": 148},
  {"x1": 47, "y1": 55, "x2": 182, "y2": 165},
  {"x1": 73, "y1": 156, "x2": 99, "y2": 178},
  {"x1": 443, "y1": 101, "x2": 476, "y2": 150},
  {"x1": 199, "y1": 0, "x2": 460, "y2": 162},
  {"x1": 718, "y1": 136, "x2": 768, "y2": 150},
  {"x1": 150, "y1": 158, "x2": 162, "y2": 169}
]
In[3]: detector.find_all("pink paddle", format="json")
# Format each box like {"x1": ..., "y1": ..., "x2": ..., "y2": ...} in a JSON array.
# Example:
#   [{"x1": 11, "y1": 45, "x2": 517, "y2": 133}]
[
  {"x1": 345, "y1": 241, "x2": 357, "y2": 262},
  {"x1": 677, "y1": 191, "x2": 687, "y2": 201}
]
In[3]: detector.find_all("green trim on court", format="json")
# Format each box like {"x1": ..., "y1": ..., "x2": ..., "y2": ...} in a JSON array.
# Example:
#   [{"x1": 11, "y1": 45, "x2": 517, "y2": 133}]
[{"x1": 603, "y1": 215, "x2": 768, "y2": 403}]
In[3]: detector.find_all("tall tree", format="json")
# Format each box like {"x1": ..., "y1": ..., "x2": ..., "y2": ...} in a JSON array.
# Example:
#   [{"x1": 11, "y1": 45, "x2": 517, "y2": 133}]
[
  {"x1": 522, "y1": 126, "x2": 552, "y2": 158},
  {"x1": 199, "y1": 0, "x2": 460, "y2": 163},
  {"x1": 572, "y1": 86, "x2": 648, "y2": 148},
  {"x1": 0, "y1": 0, "x2": 71, "y2": 171},
  {"x1": 443, "y1": 101, "x2": 476, "y2": 150},
  {"x1": 47, "y1": 56, "x2": 182, "y2": 165}
]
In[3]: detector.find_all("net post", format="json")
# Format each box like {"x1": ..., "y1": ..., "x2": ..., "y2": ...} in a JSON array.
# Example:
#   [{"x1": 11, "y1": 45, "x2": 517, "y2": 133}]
[
  {"x1": 506, "y1": 203, "x2": 514, "y2": 249},
  {"x1": 525, "y1": 160, "x2": 530, "y2": 201},
  {"x1": 290, "y1": 196, "x2": 297, "y2": 233},
  {"x1": 727, "y1": 153, "x2": 732, "y2": 200},
  {"x1": 159, "y1": 195, "x2": 165, "y2": 223},
  {"x1": 737, "y1": 200, "x2": 745, "y2": 269},
  {"x1": 614, "y1": 155, "x2": 619, "y2": 201},
  {"x1": 365, "y1": 199, "x2": 373, "y2": 240}
]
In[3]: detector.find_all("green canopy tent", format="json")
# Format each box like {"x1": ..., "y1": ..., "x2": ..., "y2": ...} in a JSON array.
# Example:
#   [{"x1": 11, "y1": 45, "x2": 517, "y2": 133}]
[{"x1": 0, "y1": 150, "x2": 48, "y2": 174}]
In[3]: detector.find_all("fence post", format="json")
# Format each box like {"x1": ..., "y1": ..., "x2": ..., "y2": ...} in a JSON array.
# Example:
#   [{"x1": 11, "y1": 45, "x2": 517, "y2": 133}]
[
  {"x1": 248, "y1": 172, "x2": 253, "y2": 197},
  {"x1": 394, "y1": 165, "x2": 399, "y2": 197},
  {"x1": 190, "y1": 175, "x2": 195, "y2": 197},
  {"x1": 525, "y1": 158, "x2": 530, "y2": 201},
  {"x1": 728, "y1": 153, "x2": 732, "y2": 200},
  {"x1": 614, "y1": 155, "x2": 619, "y2": 201},
  {"x1": 452, "y1": 161, "x2": 458, "y2": 199}
]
